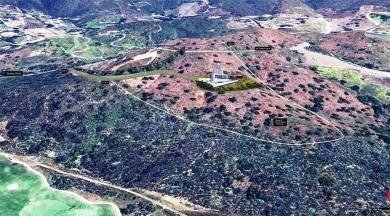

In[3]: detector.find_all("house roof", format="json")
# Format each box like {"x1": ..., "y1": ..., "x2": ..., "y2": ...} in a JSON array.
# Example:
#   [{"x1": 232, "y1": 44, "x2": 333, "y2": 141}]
[
  {"x1": 215, "y1": 69, "x2": 223, "y2": 75},
  {"x1": 214, "y1": 69, "x2": 229, "y2": 75}
]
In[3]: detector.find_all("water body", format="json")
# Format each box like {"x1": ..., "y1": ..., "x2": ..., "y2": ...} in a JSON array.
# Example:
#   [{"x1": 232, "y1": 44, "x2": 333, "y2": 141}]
[{"x1": 0, "y1": 154, "x2": 121, "y2": 216}]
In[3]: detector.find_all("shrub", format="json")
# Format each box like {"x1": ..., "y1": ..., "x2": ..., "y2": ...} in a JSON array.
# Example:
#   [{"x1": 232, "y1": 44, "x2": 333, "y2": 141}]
[
  {"x1": 357, "y1": 95, "x2": 380, "y2": 105},
  {"x1": 203, "y1": 107, "x2": 214, "y2": 113},
  {"x1": 263, "y1": 118, "x2": 271, "y2": 126},
  {"x1": 157, "y1": 83, "x2": 169, "y2": 90},
  {"x1": 318, "y1": 176, "x2": 335, "y2": 186},
  {"x1": 331, "y1": 113, "x2": 341, "y2": 120},
  {"x1": 228, "y1": 97, "x2": 237, "y2": 103},
  {"x1": 350, "y1": 85, "x2": 360, "y2": 93},
  {"x1": 206, "y1": 95, "x2": 218, "y2": 103}
]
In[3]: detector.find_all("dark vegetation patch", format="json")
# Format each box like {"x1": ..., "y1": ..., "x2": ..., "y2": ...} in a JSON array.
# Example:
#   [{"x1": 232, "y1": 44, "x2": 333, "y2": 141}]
[
  {"x1": 152, "y1": 17, "x2": 235, "y2": 43},
  {"x1": 209, "y1": 0, "x2": 282, "y2": 16},
  {"x1": 0, "y1": 73, "x2": 389, "y2": 215}
]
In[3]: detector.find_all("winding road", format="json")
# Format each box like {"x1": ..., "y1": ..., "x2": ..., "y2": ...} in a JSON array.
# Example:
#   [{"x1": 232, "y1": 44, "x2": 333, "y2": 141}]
[
  {"x1": 0, "y1": 151, "x2": 186, "y2": 216},
  {"x1": 2, "y1": 45, "x2": 347, "y2": 146},
  {"x1": 110, "y1": 33, "x2": 127, "y2": 48},
  {"x1": 366, "y1": 12, "x2": 390, "y2": 26},
  {"x1": 291, "y1": 42, "x2": 390, "y2": 78},
  {"x1": 71, "y1": 46, "x2": 346, "y2": 146},
  {"x1": 0, "y1": 152, "x2": 122, "y2": 216}
]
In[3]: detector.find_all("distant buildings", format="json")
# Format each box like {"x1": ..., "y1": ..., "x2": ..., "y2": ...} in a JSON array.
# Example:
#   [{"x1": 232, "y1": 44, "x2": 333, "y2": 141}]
[{"x1": 199, "y1": 69, "x2": 243, "y2": 88}]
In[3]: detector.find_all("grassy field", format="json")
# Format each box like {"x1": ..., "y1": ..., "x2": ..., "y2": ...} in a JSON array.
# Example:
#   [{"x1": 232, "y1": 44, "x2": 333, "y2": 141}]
[
  {"x1": 0, "y1": 155, "x2": 118, "y2": 216},
  {"x1": 71, "y1": 69, "x2": 199, "y2": 81},
  {"x1": 293, "y1": 21, "x2": 324, "y2": 32},
  {"x1": 84, "y1": 15, "x2": 123, "y2": 29},
  {"x1": 370, "y1": 13, "x2": 390, "y2": 24},
  {"x1": 47, "y1": 36, "x2": 118, "y2": 63},
  {"x1": 92, "y1": 31, "x2": 145, "y2": 51},
  {"x1": 314, "y1": 66, "x2": 390, "y2": 103},
  {"x1": 44, "y1": 31, "x2": 144, "y2": 63}
]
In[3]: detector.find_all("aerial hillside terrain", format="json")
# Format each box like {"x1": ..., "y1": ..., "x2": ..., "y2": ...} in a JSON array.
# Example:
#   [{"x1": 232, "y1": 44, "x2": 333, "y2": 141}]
[
  {"x1": 0, "y1": 0, "x2": 389, "y2": 215},
  {"x1": 0, "y1": 71, "x2": 389, "y2": 215},
  {"x1": 82, "y1": 28, "x2": 389, "y2": 144}
]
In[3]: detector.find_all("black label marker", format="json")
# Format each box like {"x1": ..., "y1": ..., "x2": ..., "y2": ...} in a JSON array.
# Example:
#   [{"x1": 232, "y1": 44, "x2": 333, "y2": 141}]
[
  {"x1": 273, "y1": 118, "x2": 288, "y2": 126},
  {"x1": 255, "y1": 46, "x2": 272, "y2": 51},
  {"x1": 3, "y1": 71, "x2": 23, "y2": 76}
]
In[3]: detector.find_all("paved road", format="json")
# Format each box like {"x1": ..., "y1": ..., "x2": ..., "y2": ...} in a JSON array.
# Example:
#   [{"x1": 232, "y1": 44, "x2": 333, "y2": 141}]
[
  {"x1": 291, "y1": 42, "x2": 390, "y2": 78},
  {"x1": 71, "y1": 68, "x2": 199, "y2": 81},
  {"x1": 366, "y1": 12, "x2": 390, "y2": 26}
]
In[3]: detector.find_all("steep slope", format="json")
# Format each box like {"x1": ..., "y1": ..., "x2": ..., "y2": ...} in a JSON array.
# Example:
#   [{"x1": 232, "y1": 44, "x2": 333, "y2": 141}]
[
  {"x1": 208, "y1": 0, "x2": 282, "y2": 16},
  {"x1": 1, "y1": 0, "x2": 389, "y2": 18},
  {"x1": 301, "y1": 31, "x2": 390, "y2": 72},
  {"x1": 303, "y1": 0, "x2": 390, "y2": 11},
  {"x1": 0, "y1": 0, "x2": 120, "y2": 17},
  {"x1": 81, "y1": 28, "x2": 389, "y2": 145},
  {"x1": 0, "y1": 66, "x2": 389, "y2": 215},
  {"x1": 208, "y1": 0, "x2": 390, "y2": 16}
]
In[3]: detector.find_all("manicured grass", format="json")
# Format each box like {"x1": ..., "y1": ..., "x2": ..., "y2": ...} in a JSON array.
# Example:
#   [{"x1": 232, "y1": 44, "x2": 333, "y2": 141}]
[
  {"x1": 371, "y1": 15, "x2": 383, "y2": 23},
  {"x1": 46, "y1": 32, "x2": 144, "y2": 63},
  {"x1": 49, "y1": 36, "x2": 117, "y2": 63},
  {"x1": 92, "y1": 33, "x2": 122, "y2": 44},
  {"x1": 314, "y1": 66, "x2": 390, "y2": 103},
  {"x1": 370, "y1": 13, "x2": 390, "y2": 23},
  {"x1": 196, "y1": 75, "x2": 260, "y2": 92},
  {"x1": 294, "y1": 21, "x2": 324, "y2": 32},
  {"x1": 84, "y1": 15, "x2": 123, "y2": 29},
  {"x1": 71, "y1": 69, "x2": 199, "y2": 82},
  {"x1": 92, "y1": 31, "x2": 145, "y2": 51},
  {"x1": 0, "y1": 155, "x2": 118, "y2": 216}
]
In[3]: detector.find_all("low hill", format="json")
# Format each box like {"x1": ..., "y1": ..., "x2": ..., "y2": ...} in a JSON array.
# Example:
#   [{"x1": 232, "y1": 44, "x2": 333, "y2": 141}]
[
  {"x1": 0, "y1": 0, "x2": 120, "y2": 17},
  {"x1": 2, "y1": 0, "x2": 389, "y2": 18},
  {"x1": 0, "y1": 52, "x2": 389, "y2": 216},
  {"x1": 81, "y1": 28, "x2": 389, "y2": 145}
]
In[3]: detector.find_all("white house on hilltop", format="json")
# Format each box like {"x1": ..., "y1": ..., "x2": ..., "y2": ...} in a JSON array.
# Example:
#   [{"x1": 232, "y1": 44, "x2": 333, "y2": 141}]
[{"x1": 199, "y1": 69, "x2": 243, "y2": 88}]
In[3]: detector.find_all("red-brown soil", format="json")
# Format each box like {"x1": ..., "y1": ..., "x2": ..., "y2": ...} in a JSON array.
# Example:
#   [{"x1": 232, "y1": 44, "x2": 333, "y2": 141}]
[{"x1": 98, "y1": 29, "x2": 385, "y2": 143}]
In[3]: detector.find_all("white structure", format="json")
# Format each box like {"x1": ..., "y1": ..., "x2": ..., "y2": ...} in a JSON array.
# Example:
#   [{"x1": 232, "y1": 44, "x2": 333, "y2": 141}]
[{"x1": 199, "y1": 69, "x2": 243, "y2": 88}]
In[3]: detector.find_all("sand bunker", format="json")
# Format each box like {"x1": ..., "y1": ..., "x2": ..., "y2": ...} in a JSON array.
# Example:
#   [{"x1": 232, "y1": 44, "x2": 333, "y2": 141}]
[{"x1": 7, "y1": 183, "x2": 19, "y2": 191}]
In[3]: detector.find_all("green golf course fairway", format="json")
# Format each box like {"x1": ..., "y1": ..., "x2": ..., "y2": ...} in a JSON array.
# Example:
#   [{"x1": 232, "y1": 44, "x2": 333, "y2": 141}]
[{"x1": 0, "y1": 155, "x2": 119, "y2": 216}]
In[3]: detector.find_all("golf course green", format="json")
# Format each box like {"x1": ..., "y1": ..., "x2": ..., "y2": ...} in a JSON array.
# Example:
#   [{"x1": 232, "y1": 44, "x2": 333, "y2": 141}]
[{"x1": 0, "y1": 155, "x2": 120, "y2": 216}]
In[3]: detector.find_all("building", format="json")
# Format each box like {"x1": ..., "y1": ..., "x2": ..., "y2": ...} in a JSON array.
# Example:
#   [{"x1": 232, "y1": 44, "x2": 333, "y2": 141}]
[{"x1": 199, "y1": 69, "x2": 243, "y2": 88}]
